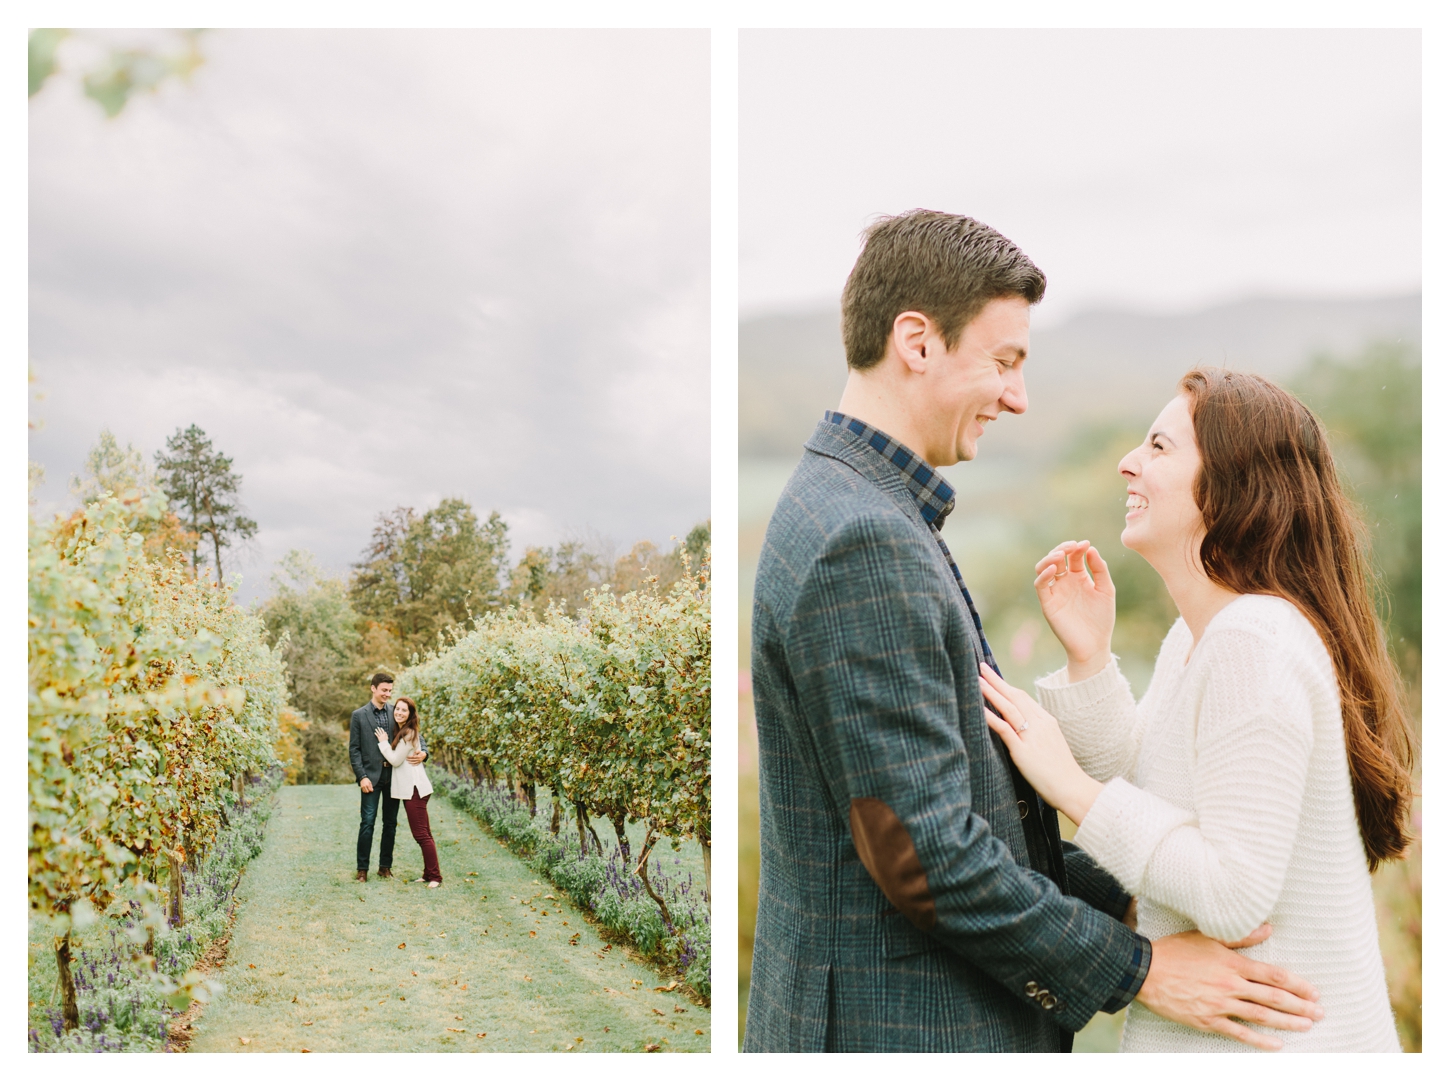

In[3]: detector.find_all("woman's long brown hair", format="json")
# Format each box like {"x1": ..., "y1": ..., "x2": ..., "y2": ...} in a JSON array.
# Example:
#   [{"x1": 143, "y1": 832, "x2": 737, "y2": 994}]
[
  {"x1": 1180, "y1": 367, "x2": 1415, "y2": 870},
  {"x1": 391, "y1": 697, "x2": 421, "y2": 750}
]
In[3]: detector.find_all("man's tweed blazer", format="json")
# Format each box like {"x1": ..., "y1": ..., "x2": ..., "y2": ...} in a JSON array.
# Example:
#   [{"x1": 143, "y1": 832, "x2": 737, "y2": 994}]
[{"x1": 743, "y1": 420, "x2": 1150, "y2": 1053}]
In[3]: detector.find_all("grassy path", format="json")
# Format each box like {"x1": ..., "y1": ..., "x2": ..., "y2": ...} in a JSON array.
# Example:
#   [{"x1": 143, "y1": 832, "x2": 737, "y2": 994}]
[{"x1": 188, "y1": 784, "x2": 709, "y2": 1053}]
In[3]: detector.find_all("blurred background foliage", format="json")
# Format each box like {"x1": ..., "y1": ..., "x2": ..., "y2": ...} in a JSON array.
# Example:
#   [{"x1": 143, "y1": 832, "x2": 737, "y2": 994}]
[
  {"x1": 30, "y1": 28, "x2": 206, "y2": 117},
  {"x1": 737, "y1": 320, "x2": 1421, "y2": 1050}
]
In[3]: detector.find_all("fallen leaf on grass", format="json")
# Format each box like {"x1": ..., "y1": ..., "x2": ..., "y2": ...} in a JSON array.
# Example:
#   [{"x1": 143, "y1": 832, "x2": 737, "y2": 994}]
[
  {"x1": 476, "y1": 1033, "x2": 486, "y2": 1039},
  {"x1": 652, "y1": 1008, "x2": 666, "y2": 1016},
  {"x1": 239, "y1": 1037, "x2": 251, "y2": 1045},
  {"x1": 303, "y1": 1021, "x2": 313, "y2": 1026},
  {"x1": 460, "y1": 984, "x2": 468, "y2": 991},
  {"x1": 644, "y1": 1043, "x2": 661, "y2": 1052},
  {"x1": 291, "y1": 995, "x2": 298, "y2": 1003},
  {"x1": 524, "y1": 975, "x2": 533, "y2": 982},
  {"x1": 411, "y1": 970, "x2": 418, "y2": 976},
  {"x1": 301, "y1": 1048, "x2": 311, "y2": 1053},
  {"x1": 529, "y1": 931, "x2": 537, "y2": 938},
  {"x1": 248, "y1": 964, "x2": 257, "y2": 969},
  {"x1": 695, "y1": 1029, "x2": 704, "y2": 1035},
  {"x1": 446, "y1": 1027, "x2": 465, "y2": 1033},
  {"x1": 454, "y1": 1015, "x2": 463, "y2": 1020},
  {"x1": 397, "y1": 943, "x2": 406, "y2": 949},
  {"x1": 603, "y1": 987, "x2": 622, "y2": 995}
]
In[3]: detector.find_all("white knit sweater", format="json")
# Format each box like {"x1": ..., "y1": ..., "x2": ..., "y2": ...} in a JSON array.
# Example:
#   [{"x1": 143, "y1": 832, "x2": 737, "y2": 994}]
[{"x1": 1036, "y1": 594, "x2": 1400, "y2": 1052}]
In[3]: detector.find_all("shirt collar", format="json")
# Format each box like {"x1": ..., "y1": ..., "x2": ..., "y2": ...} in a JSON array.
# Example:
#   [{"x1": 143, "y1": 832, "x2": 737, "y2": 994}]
[{"x1": 823, "y1": 410, "x2": 957, "y2": 527}]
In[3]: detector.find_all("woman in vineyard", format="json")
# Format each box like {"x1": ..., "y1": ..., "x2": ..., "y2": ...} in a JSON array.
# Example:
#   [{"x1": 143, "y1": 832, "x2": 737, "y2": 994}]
[
  {"x1": 978, "y1": 369, "x2": 1410, "y2": 1051},
  {"x1": 375, "y1": 697, "x2": 442, "y2": 887}
]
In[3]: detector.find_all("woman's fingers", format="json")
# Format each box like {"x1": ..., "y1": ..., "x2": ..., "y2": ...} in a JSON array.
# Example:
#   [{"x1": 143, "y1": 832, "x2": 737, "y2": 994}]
[
  {"x1": 977, "y1": 673, "x2": 1028, "y2": 733},
  {"x1": 982, "y1": 710, "x2": 1021, "y2": 747},
  {"x1": 1034, "y1": 541, "x2": 1079, "y2": 573}
]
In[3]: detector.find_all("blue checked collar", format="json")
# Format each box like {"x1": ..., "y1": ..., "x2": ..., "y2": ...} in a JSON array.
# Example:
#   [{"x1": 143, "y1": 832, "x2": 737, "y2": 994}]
[{"x1": 823, "y1": 411, "x2": 957, "y2": 529}]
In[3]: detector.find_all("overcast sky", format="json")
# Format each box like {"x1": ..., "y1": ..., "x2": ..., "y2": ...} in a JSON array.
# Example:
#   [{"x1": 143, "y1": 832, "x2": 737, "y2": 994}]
[
  {"x1": 29, "y1": 29, "x2": 709, "y2": 603},
  {"x1": 740, "y1": 29, "x2": 1420, "y2": 324}
]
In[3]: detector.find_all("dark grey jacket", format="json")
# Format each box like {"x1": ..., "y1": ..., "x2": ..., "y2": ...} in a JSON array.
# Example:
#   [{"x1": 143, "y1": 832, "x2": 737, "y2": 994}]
[
  {"x1": 743, "y1": 420, "x2": 1150, "y2": 1053},
  {"x1": 349, "y1": 702, "x2": 427, "y2": 788}
]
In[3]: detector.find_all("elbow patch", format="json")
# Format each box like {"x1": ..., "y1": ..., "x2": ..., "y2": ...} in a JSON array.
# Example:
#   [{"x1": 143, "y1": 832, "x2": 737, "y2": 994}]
[{"x1": 849, "y1": 797, "x2": 937, "y2": 932}]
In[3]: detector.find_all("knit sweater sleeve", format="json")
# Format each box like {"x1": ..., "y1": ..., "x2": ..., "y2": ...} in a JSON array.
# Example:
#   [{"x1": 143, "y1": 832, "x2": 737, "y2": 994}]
[
  {"x1": 1035, "y1": 655, "x2": 1143, "y2": 783},
  {"x1": 376, "y1": 732, "x2": 408, "y2": 768},
  {"x1": 1071, "y1": 626, "x2": 1316, "y2": 941}
]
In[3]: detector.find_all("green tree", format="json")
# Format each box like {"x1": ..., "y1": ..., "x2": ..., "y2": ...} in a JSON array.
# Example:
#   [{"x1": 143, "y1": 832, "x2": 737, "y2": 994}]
[
  {"x1": 69, "y1": 428, "x2": 152, "y2": 503},
  {"x1": 257, "y1": 551, "x2": 362, "y2": 784},
  {"x1": 154, "y1": 424, "x2": 258, "y2": 584},
  {"x1": 72, "y1": 429, "x2": 198, "y2": 569},
  {"x1": 350, "y1": 499, "x2": 511, "y2": 659},
  {"x1": 512, "y1": 540, "x2": 613, "y2": 615}
]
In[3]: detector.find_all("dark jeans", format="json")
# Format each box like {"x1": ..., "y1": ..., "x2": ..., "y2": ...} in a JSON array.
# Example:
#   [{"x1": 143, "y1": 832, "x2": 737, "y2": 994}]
[
  {"x1": 404, "y1": 788, "x2": 442, "y2": 884},
  {"x1": 357, "y1": 784, "x2": 399, "y2": 872}
]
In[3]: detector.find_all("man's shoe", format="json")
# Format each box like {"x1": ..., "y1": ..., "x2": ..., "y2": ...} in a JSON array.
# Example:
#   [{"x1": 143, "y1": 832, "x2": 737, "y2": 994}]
[
  {"x1": 356, "y1": 870, "x2": 368, "y2": 882},
  {"x1": 377, "y1": 868, "x2": 394, "y2": 879}
]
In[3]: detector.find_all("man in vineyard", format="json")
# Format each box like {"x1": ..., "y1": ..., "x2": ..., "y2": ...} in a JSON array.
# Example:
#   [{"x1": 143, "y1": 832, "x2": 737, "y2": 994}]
[
  {"x1": 349, "y1": 673, "x2": 427, "y2": 881},
  {"x1": 743, "y1": 210, "x2": 1322, "y2": 1052}
]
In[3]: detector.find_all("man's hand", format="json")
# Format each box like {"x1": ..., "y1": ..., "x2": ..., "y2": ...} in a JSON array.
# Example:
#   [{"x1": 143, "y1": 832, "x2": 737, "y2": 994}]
[
  {"x1": 406, "y1": 750, "x2": 425, "y2": 765},
  {"x1": 1123, "y1": 898, "x2": 1138, "y2": 932},
  {"x1": 359, "y1": 777, "x2": 373, "y2": 793},
  {"x1": 1136, "y1": 925, "x2": 1323, "y2": 1051}
]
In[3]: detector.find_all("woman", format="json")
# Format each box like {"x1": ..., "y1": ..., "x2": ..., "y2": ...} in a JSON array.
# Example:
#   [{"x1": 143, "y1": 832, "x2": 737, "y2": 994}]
[
  {"x1": 376, "y1": 697, "x2": 442, "y2": 887},
  {"x1": 978, "y1": 368, "x2": 1412, "y2": 1052}
]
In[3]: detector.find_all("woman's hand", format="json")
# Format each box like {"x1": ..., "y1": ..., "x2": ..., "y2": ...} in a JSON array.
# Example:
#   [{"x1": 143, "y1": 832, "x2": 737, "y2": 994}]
[
  {"x1": 1034, "y1": 540, "x2": 1115, "y2": 681},
  {"x1": 978, "y1": 663, "x2": 1104, "y2": 826},
  {"x1": 375, "y1": 728, "x2": 388, "y2": 744}
]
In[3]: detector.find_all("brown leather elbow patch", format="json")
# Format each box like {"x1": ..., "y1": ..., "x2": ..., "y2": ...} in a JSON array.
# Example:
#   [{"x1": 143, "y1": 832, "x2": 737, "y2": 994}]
[{"x1": 849, "y1": 797, "x2": 937, "y2": 932}]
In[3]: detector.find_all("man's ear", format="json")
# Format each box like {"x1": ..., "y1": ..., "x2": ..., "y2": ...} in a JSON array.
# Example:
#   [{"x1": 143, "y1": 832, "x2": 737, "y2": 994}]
[{"x1": 890, "y1": 311, "x2": 932, "y2": 374}]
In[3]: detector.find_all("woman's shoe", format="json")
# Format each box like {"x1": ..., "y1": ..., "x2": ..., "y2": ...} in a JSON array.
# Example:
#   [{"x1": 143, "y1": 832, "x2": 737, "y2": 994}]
[{"x1": 428, "y1": 881, "x2": 441, "y2": 888}]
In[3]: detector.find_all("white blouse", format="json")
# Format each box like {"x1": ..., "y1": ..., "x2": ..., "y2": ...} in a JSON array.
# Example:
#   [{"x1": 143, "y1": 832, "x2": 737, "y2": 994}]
[
  {"x1": 377, "y1": 729, "x2": 432, "y2": 800},
  {"x1": 1037, "y1": 594, "x2": 1400, "y2": 1052}
]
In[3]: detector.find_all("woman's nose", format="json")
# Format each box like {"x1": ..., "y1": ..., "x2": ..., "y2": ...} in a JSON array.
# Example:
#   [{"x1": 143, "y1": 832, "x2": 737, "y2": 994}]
[{"x1": 1118, "y1": 449, "x2": 1138, "y2": 477}]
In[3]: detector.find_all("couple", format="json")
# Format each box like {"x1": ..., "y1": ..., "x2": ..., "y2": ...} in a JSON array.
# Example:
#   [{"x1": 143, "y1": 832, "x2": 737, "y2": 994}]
[
  {"x1": 744, "y1": 210, "x2": 1413, "y2": 1052},
  {"x1": 349, "y1": 673, "x2": 442, "y2": 887}
]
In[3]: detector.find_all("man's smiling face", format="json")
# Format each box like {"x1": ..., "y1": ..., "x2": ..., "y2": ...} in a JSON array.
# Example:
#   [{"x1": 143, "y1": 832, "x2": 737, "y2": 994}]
[{"x1": 918, "y1": 295, "x2": 1030, "y2": 466}]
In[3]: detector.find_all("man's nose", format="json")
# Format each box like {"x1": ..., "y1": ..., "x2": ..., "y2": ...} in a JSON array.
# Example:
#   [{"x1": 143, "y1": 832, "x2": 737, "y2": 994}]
[{"x1": 1001, "y1": 367, "x2": 1028, "y2": 415}]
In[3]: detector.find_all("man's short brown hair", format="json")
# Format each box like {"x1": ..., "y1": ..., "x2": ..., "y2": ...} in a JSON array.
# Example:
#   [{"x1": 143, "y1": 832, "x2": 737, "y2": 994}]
[{"x1": 840, "y1": 210, "x2": 1046, "y2": 370}]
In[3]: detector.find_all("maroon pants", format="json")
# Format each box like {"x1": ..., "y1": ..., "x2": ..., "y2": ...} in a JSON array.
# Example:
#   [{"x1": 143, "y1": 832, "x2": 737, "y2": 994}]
[{"x1": 404, "y1": 789, "x2": 442, "y2": 884}]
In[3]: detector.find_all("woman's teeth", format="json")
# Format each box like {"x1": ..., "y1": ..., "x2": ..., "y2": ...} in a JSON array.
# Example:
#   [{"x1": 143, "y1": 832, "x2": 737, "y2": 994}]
[{"x1": 1126, "y1": 494, "x2": 1148, "y2": 510}]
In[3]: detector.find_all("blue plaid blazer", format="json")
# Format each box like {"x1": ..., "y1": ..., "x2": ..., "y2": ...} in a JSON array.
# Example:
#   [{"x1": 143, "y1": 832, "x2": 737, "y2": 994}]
[{"x1": 744, "y1": 419, "x2": 1150, "y2": 1053}]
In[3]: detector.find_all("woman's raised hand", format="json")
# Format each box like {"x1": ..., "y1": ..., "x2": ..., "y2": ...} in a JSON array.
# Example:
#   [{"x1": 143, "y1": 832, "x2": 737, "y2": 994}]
[{"x1": 1034, "y1": 540, "x2": 1115, "y2": 681}]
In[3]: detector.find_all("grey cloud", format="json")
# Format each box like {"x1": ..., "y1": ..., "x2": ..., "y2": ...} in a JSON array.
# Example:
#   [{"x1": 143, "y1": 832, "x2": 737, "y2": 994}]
[{"x1": 29, "y1": 29, "x2": 710, "y2": 602}]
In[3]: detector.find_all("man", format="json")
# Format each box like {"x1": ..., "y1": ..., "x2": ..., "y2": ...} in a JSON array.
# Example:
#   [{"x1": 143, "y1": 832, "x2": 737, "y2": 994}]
[
  {"x1": 349, "y1": 673, "x2": 427, "y2": 882},
  {"x1": 743, "y1": 210, "x2": 1324, "y2": 1052}
]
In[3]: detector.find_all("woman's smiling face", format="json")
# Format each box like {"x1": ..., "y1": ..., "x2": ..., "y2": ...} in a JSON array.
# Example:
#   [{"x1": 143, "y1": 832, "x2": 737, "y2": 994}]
[
  {"x1": 393, "y1": 699, "x2": 410, "y2": 724},
  {"x1": 1117, "y1": 394, "x2": 1206, "y2": 566}
]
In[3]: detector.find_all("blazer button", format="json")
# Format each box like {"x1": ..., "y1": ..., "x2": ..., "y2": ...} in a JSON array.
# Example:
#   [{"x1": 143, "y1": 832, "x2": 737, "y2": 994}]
[
  {"x1": 1024, "y1": 981, "x2": 1039, "y2": 996},
  {"x1": 1040, "y1": 993, "x2": 1058, "y2": 1011},
  {"x1": 1017, "y1": 800, "x2": 1029, "y2": 819}
]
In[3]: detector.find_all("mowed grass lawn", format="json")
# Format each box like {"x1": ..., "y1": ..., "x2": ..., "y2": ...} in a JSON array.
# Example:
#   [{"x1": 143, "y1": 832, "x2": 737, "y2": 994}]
[{"x1": 189, "y1": 785, "x2": 708, "y2": 1053}]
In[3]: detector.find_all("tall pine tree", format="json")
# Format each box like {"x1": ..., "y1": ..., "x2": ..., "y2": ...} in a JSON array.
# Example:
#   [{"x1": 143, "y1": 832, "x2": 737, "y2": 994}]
[{"x1": 154, "y1": 424, "x2": 257, "y2": 583}]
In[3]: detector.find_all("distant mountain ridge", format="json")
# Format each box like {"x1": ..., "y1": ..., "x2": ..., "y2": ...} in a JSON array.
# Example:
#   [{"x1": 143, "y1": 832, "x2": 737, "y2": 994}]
[{"x1": 740, "y1": 294, "x2": 1421, "y2": 458}]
